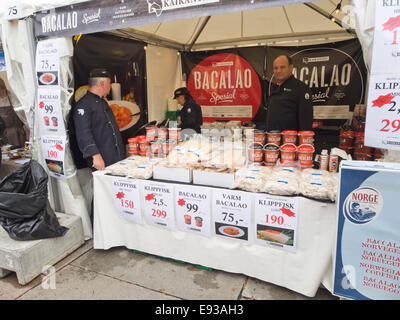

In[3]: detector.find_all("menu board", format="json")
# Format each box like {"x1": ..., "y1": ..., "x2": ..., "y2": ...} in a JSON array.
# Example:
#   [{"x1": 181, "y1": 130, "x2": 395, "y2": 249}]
[
  {"x1": 36, "y1": 40, "x2": 60, "y2": 87},
  {"x1": 213, "y1": 189, "x2": 252, "y2": 242},
  {"x1": 141, "y1": 180, "x2": 176, "y2": 230},
  {"x1": 254, "y1": 194, "x2": 299, "y2": 253},
  {"x1": 40, "y1": 135, "x2": 66, "y2": 180},
  {"x1": 175, "y1": 185, "x2": 211, "y2": 237},
  {"x1": 111, "y1": 177, "x2": 143, "y2": 224}
]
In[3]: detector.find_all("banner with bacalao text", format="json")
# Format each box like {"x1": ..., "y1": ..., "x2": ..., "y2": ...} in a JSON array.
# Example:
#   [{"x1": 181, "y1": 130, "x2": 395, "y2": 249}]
[
  {"x1": 365, "y1": 1, "x2": 400, "y2": 151},
  {"x1": 36, "y1": 39, "x2": 67, "y2": 180}
]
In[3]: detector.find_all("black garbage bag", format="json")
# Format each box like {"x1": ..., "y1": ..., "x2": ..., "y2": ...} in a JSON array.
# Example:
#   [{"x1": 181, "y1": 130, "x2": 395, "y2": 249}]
[{"x1": 0, "y1": 160, "x2": 68, "y2": 241}]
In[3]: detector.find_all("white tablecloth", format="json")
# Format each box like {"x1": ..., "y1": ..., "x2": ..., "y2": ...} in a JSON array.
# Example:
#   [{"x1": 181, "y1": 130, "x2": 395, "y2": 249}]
[{"x1": 93, "y1": 171, "x2": 336, "y2": 297}]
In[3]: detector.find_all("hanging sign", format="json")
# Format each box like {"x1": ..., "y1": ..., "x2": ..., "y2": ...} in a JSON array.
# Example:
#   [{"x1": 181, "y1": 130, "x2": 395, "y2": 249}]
[
  {"x1": 333, "y1": 161, "x2": 400, "y2": 300},
  {"x1": 213, "y1": 189, "x2": 252, "y2": 242},
  {"x1": 111, "y1": 177, "x2": 143, "y2": 224},
  {"x1": 40, "y1": 135, "x2": 66, "y2": 180},
  {"x1": 36, "y1": 39, "x2": 60, "y2": 87},
  {"x1": 254, "y1": 194, "x2": 298, "y2": 253},
  {"x1": 141, "y1": 180, "x2": 176, "y2": 230},
  {"x1": 37, "y1": 87, "x2": 66, "y2": 135},
  {"x1": 175, "y1": 185, "x2": 211, "y2": 237},
  {"x1": 365, "y1": 75, "x2": 400, "y2": 150},
  {"x1": 370, "y1": 1, "x2": 400, "y2": 76},
  {"x1": 4, "y1": 0, "x2": 23, "y2": 20}
]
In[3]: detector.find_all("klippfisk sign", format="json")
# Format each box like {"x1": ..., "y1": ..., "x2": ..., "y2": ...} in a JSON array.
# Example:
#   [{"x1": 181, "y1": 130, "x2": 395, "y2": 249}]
[{"x1": 33, "y1": 0, "x2": 309, "y2": 38}]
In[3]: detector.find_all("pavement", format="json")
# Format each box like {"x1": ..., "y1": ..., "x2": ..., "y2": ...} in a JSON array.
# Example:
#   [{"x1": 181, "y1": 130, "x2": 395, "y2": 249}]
[{"x1": 0, "y1": 240, "x2": 338, "y2": 300}]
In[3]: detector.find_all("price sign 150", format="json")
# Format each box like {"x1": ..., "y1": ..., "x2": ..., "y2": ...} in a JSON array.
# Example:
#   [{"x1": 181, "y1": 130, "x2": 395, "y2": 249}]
[{"x1": 120, "y1": 200, "x2": 134, "y2": 209}]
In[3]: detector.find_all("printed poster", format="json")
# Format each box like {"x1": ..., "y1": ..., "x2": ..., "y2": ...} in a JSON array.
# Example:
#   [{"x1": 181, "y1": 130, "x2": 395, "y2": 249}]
[
  {"x1": 254, "y1": 194, "x2": 299, "y2": 253},
  {"x1": 365, "y1": 74, "x2": 400, "y2": 150},
  {"x1": 333, "y1": 161, "x2": 400, "y2": 300},
  {"x1": 37, "y1": 87, "x2": 66, "y2": 135},
  {"x1": 41, "y1": 135, "x2": 66, "y2": 180}
]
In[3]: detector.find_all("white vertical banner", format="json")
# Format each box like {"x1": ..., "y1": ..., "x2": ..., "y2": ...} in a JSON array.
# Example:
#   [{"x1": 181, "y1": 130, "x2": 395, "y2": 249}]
[{"x1": 366, "y1": 1, "x2": 400, "y2": 150}]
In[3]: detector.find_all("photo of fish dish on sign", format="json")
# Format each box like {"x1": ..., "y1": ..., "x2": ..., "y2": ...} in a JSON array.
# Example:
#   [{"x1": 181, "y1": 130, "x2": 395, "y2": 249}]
[
  {"x1": 217, "y1": 225, "x2": 245, "y2": 238},
  {"x1": 38, "y1": 71, "x2": 58, "y2": 86},
  {"x1": 256, "y1": 225, "x2": 294, "y2": 246}
]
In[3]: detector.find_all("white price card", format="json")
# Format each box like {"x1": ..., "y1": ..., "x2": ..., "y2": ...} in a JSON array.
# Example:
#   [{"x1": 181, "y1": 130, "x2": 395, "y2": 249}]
[
  {"x1": 111, "y1": 177, "x2": 143, "y2": 224},
  {"x1": 370, "y1": 1, "x2": 400, "y2": 75},
  {"x1": 40, "y1": 135, "x2": 66, "y2": 180},
  {"x1": 175, "y1": 185, "x2": 211, "y2": 237},
  {"x1": 254, "y1": 194, "x2": 298, "y2": 253},
  {"x1": 365, "y1": 74, "x2": 400, "y2": 151},
  {"x1": 4, "y1": 1, "x2": 23, "y2": 20},
  {"x1": 36, "y1": 40, "x2": 59, "y2": 87},
  {"x1": 213, "y1": 189, "x2": 252, "y2": 242},
  {"x1": 37, "y1": 87, "x2": 65, "y2": 135},
  {"x1": 141, "y1": 180, "x2": 176, "y2": 230}
]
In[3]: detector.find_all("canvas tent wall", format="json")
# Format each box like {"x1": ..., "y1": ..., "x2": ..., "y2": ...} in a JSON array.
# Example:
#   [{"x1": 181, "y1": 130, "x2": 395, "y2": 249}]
[{"x1": 0, "y1": 0, "x2": 376, "y2": 240}]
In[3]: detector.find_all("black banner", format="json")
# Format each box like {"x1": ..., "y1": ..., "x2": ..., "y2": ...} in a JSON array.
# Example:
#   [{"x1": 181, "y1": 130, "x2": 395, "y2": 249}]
[
  {"x1": 33, "y1": 0, "x2": 309, "y2": 39},
  {"x1": 182, "y1": 39, "x2": 367, "y2": 124}
]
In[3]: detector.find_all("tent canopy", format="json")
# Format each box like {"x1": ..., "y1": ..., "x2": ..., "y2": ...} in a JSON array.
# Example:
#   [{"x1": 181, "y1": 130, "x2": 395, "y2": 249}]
[{"x1": 109, "y1": 0, "x2": 355, "y2": 50}]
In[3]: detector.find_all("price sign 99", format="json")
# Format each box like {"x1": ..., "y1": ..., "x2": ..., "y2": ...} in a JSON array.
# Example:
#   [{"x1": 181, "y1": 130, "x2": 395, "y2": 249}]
[{"x1": 186, "y1": 203, "x2": 198, "y2": 213}]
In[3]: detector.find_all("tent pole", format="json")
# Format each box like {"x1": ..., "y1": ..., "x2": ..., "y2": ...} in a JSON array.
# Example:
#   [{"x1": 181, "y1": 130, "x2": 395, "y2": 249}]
[{"x1": 187, "y1": 16, "x2": 211, "y2": 52}]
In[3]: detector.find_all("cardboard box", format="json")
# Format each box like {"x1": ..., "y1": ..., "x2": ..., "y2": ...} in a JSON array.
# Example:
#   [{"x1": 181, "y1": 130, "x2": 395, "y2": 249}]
[
  {"x1": 192, "y1": 169, "x2": 236, "y2": 189},
  {"x1": 153, "y1": 165, "x2": 192, "y2": 183}
]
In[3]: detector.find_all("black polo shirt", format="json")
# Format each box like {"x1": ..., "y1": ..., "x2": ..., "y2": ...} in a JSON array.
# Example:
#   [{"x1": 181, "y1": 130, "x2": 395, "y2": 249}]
[
  {"x1": 266, "y1": 75, "x2": 314, "y2": 132},
  {"x1": 73, "y1": 91, "x2": 126, "y2": 168}
]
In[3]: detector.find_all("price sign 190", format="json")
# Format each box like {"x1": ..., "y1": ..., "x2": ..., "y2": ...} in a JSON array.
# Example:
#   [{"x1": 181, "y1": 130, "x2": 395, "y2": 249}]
[{"x1": 47, "y1": 150, "x2": 58, "y2": 159}]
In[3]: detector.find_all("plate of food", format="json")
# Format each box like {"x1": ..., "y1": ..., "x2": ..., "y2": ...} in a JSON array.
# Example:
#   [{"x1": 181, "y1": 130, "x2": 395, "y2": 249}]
[
  {"x1": 39, "y1": 72, "x2": 57, "y2": 85},
  {"x1": 218, "y1": 225, "x2": 245, "y2": 238},
  {"x1": 108, "y1": 100, "x2": 141, "y2": 131}
]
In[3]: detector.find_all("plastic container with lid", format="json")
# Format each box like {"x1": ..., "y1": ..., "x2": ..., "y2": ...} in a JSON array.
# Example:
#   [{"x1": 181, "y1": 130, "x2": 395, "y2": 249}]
[
  {"x1": 253, "y1": 130, "x2": 266, "y2": 145},
  {"x1": 282, "y1": 130, "x2": 298, "y2": 145},
  {"x1": 267, "y1": 131, "x2": 281, "y2": 145},
  {"x1": 297, "y1": 144, "x2": 315, "y2": 168},
  {"x1": 150, "y1": 139, "x2": 162, "y2": 154},
  {"x1": 263, "y1": 143, "x2": 279, "y2": 166},
  {"x1": 128, "y1": 137, "x2": 139, "y2": 155},
  {"x1": 280, "y1": 143, "x2": 297, "y2": 165},
  {"x1": 157, "y1": 127, "x2": 168, "y2": 140},
  {"x1": 168, "y1": 127, "x2": 181, "y2": 141},
  {"x1": 248, "y1": 143, "x2": 264, "y2": 163},
  {"x1": 146, "y1": 126, "x2": 157, "y2": 141},
  {"x1": 298, "y1": 131, "x2": 315, "y2": 145},
  {"x1": 162, "y1": 139, "x2": 177, "y2": 155}
]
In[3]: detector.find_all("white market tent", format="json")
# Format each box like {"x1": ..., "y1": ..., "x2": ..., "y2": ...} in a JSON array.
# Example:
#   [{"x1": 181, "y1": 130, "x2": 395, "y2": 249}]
[{"x1": 0, "y1": 0, "x2": 376, "y2": 240}]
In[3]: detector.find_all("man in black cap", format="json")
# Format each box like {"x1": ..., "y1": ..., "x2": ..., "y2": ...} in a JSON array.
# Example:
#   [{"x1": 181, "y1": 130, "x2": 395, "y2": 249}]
[
  {"x1": 174, "y1": 87, "x2": 203, "y2": 135},
  {"x1": 73, "y1": 68, "x2": 126, "y2": 171},
  {"x1": 266, "y1": 55, "x2": 314, "y2": 132}
]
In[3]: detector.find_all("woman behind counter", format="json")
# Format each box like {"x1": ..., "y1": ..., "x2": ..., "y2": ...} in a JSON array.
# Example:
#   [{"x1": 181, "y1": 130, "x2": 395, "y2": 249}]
[
  {"x1": 0, "y1": 78, "x2": 27, "y2": 147},
  {"x1": 173, "y1": 87, "x2": 203, "y2": 136}
]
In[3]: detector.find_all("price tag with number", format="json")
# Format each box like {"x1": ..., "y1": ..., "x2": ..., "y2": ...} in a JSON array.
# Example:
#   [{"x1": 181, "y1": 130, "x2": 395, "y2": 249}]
[
  {"x1": 111, "y1": 177, "x2": 143, "y2": 224},
  {"x1": 365, "y1": 74, "x2": 400, "y2": 151},
  {"x1": 5, "y1": 1, "x2": 22, "y2": 20},
  {"x1": 40, "y1": 135, "x2": 66, "y2": 180},
  {"x1": 254, "y1": 194, "x2": 298, "y2": 252},
  {"x1": 141, "y1": 181, "x2": 176, "y2": 230},
  {"x1": 213, "y1": 189, "x2": 252, "y2": 242},
  {"x1": 37, "y1": 87, "x2": 66, "y2": 135},
  {"x1": 175, "y1": 185, "x2": 211, "y2": 237},
  {"x1": 36, "y1": 40, "x2": 59, "y2": 87}
]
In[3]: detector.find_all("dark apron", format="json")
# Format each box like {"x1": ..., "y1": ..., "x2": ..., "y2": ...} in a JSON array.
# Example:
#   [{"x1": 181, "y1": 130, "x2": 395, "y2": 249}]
[{"x1": 0, "y1": 94, "x2": 26, "y2": 147}]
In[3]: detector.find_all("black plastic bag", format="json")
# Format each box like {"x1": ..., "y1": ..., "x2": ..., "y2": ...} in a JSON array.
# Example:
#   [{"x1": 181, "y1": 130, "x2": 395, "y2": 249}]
[{"x1": 0, "y1": 160, "x2": 68, "y2": 241}]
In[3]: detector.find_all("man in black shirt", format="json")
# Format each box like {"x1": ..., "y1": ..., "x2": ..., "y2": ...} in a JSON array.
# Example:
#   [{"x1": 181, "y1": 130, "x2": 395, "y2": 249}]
[
  {"x1": 266, "y1": 55, "x2": 314, "y2": 132},
  {"x1": 174, "y1": 87, "x2": 203, "y2": 136},
  {"x1": 73, "y1": 68, "x2": 126, "y2": 171}
]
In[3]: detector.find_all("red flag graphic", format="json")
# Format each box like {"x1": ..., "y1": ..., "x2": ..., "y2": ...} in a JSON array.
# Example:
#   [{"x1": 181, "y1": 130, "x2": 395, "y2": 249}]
[
  {"x1": 55, "y1": 144, "x2": 63, "y2": 151},
  {"x1": 382, "y1": 15, "x2": 400, "y2": 32},
  {"x1": 280, "y1": 207, "x2": 296, "y2": 217},
  {"x1": 39, "y1": 101, "x2": 44, "y2": 109},
  {"x1": 372, "y1": 94, "x2": 395, "y2": 108},
  {"x1": 116, "y1": 192, "x2": 125, "y2": 199},
  {"x1": 145, "y1": 193, "x2": 155, "y2": 201},
  {"x1": 177, "y1": 199, "x2": 186, "y2": 207}
]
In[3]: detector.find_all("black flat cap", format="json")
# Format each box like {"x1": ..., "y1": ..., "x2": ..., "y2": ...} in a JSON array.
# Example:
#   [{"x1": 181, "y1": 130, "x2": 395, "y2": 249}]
[
  {"x1": 89, "y1": 68, "x2": 112, "y2": 79},
  {"x1": 173, "y1": 87, "x2": 189, "y2": 99}
]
